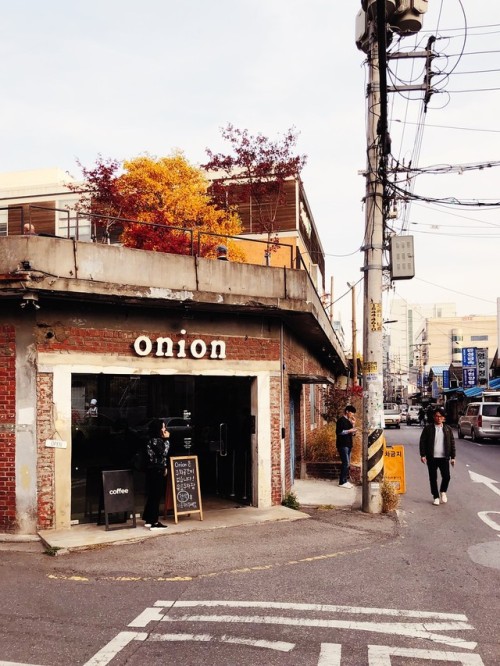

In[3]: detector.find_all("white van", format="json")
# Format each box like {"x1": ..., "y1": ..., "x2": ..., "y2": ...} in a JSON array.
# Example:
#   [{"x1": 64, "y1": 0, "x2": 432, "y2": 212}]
[{"x1": 458, "y1": 402, "x2": 500, "y2": 442}]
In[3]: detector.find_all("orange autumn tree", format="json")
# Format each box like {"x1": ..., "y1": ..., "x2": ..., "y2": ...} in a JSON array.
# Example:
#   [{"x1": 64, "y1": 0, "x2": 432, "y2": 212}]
[{"x1": 73, "y1": 153, "x2": 245, "y2": 259}]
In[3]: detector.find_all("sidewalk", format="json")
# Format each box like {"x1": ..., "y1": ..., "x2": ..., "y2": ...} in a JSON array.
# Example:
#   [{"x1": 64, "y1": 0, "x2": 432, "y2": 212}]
[
  {"x1": 292, "y1": 478, "x2": 360, "y2": 509},
  {"x1": 0, "y1": 480, "x2": 361, "y2": 554}
]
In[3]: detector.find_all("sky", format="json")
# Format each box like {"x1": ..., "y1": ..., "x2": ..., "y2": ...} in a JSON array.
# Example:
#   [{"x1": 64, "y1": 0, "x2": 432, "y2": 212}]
[{"x1": 1, "y1": 1, "x2": 499, "y2": 347}]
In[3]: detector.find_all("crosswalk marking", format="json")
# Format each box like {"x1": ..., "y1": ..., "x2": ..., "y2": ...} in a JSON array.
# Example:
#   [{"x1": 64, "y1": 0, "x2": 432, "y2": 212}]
[
  {"x1": 153, "y1": 599, "x2": 468, "y2": 620},
  {"x1": 83, "y1": 631, "x2": 147, "y2": 666},
  {"x1": 81, "y1": 599, "x2": 484, "y2": 665},
  {"x1": 160, "y1": 613, "x2": 476, "y2": 650},
  {"x1": 149, "y1": 632, "x2": 294, "y2": 651},
  {"x1": 317, "y1": 643, "x2": 342, "y2": 666},
  {"x1": 367, "y1": 645, "x2": 485, "y2": 665}
]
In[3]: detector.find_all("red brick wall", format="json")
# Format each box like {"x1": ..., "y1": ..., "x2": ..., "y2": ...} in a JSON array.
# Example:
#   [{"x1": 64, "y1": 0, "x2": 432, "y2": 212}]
[
  {"x1": 35, "y1": 321, "x2": 334, "y2": 506},
  {"x1": 37, "y1": 326, "x2": 280, "y2": 361},
  {"x1": 0, "y1": 325, "x2": 16, "y2": 531},
  {"x1": 282, "y1": 331, "x2": 335, "y2": 494},
  {"x1": 37, "y1": 373, "x2": 55, "y2": 529},
  {"x1": 270, "y1": 376, "x2": 282, "y2": 504}
]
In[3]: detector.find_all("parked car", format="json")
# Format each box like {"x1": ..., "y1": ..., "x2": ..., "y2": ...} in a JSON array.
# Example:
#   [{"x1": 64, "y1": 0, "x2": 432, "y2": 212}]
[
  {"x1": 458, "y1": 402, "x2": 500, "y2": 442},
  {"x1": 406, "y1": 406, "x2": 421, "y2": 425},
  {"x1": 383, "y1": 403, "x2": 401, "y2": 429}
]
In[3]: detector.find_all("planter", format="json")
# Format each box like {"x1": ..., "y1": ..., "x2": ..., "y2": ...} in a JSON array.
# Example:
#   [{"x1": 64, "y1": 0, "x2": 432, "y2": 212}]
[{"x1": 299, "y1": 460, "x2": 361, "y2": 483}]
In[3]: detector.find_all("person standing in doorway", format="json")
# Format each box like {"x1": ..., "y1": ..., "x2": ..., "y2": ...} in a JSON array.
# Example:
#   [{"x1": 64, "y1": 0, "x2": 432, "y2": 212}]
[
  {"x1": 86, "y1": 398, "x2": 98, "y2": 418},
  {"x1": 419, "y1": 406, "x2": 456, "y2": 505},
  {"x1": 143, "y1": 419, "x2": 170, "y2": 529},
  {"x1": 335, "y1": 405, "x2": 357, "y2": 489}
]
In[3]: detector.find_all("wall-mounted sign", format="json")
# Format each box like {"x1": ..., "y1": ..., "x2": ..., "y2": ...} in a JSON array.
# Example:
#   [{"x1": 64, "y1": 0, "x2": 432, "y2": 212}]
[
  {"x1": 477, "y1": 348, "x2": 488, "y2": 384},
  {"x1": 45, "y1": 439, "x2": 67, "y2": 449},
  {"x1": 462, "y1": 347, "x2": 477, "y2": 368},
  {"x1": 463, "y1": 367, "x2": 477, "y2": 389},
  {"x1": 133, "y1": 329, "x2": 226, "y2": 360},
  {"x1": 442, "y1": 370, "x2": 450, "y2": 389}
]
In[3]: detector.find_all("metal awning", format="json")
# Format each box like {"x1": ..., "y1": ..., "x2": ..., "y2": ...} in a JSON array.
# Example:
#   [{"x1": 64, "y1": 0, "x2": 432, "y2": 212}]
[{"x1": 289, "y1": 374, "x2": 335, "y2": 385}]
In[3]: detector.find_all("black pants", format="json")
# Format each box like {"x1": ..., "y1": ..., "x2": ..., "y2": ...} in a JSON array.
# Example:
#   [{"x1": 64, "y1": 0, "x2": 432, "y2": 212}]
[
  {"x1": 426, "y1": 458, "x2": 451, "y2": 499},
  {"x1": 143, "y1": 468, "x2": 166, "y2": 524}
]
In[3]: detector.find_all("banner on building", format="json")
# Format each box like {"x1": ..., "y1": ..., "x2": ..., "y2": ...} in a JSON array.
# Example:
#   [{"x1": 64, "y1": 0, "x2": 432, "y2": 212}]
[
  {"x1": 477, "y1": 348, "x2": 488, "y2": 386},
  {"x1": 462, "y1": 347, "x2": 477, "y2": 368},
  {"x1": 462, "y1": 367, "x2": 477, "y2": 389}
]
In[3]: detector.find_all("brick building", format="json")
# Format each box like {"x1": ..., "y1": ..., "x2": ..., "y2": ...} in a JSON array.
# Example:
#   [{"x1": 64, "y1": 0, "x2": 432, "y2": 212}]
[{"x1": 0, "y1": 234, "x2": 346, "y2": 536}]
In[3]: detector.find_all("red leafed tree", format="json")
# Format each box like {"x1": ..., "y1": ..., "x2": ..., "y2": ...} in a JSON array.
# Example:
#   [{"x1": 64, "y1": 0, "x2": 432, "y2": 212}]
[
  {"x1": 322, "y1": 384, "x2": 364, "y2": 422},
  {"x1": 203, "y1": 125, "x2": 306, "y2": 262},
  {"x1": 70, "y1": 152, "x2": 244, "y2": 259}
]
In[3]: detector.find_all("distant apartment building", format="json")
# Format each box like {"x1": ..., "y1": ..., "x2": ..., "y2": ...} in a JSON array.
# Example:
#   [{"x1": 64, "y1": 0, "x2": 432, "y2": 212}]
[{"x1": 416, "y1": 315, "x2": 498, "y2": 369}]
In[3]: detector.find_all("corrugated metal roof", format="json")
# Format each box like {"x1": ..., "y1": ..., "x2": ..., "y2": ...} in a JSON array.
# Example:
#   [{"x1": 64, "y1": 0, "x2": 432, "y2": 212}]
[
  {"x1": 465, "y1": 377, "x2": 500, "y2": 397},
  {"x1": 430, "y1": 365, "x2": 449, "y2": 374}
]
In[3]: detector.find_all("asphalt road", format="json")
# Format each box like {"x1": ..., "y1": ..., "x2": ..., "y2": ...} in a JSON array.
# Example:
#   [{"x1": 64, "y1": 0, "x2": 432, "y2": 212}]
[{"x1": 0, "y1": 424, "x2": 499, "y2": 665}]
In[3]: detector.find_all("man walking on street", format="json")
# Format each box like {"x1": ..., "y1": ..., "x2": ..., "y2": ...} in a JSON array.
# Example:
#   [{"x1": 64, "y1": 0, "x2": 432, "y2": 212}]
[
  {"x1": 419, "y1": 406, "x2": 456, "y2": 505},
  {"x1": 336, "y1": 405, "x2": 357, "y2": 489}
]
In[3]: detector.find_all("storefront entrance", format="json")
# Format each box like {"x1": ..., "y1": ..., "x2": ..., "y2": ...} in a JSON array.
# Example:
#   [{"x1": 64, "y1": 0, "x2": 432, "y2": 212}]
[{"x1": 70, "y1": 374, "x2": 253, "y2": 524}]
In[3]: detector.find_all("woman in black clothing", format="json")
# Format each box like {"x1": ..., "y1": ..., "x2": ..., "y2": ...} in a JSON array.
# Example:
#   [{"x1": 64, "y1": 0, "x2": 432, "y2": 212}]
[{"x1": 142, "y1": 418, "x2": 170, "y2": 529}]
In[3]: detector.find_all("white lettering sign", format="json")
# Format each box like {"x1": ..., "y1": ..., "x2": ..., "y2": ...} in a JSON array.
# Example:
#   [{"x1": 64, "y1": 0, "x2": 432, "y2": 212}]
[
  {"x1": 45, "y1": 439, "x2": 67, "y2": 449},
  {"x1": 133, "y1": 332, "x2": 226, "y2": 360}
]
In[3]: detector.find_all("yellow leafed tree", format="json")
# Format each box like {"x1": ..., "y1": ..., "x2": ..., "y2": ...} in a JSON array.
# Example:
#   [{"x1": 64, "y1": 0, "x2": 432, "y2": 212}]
[{"x1": 119, "y1": 153, "x2": 244, "y2": 259}]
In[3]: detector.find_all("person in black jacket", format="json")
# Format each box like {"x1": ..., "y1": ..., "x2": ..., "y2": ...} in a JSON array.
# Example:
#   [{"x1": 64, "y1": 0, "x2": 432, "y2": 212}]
[
  {"x1": 419, "y1": 406, "x2": 456, "y2": 505},
  {"x1": 142, "y1": 418, "x2": 170, "y2": 529},
  {"x1": 335, "y1": 405, "x2": 357, "y2": 488}
]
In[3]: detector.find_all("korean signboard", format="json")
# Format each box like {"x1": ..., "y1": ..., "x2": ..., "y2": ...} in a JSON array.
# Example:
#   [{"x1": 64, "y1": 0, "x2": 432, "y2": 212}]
[
  {"x1": 462, "y1": 367, "x2": 477, "y2": 389},
  {"x1": 477, "y1": 348, "x2": 488, "y2": 385},
  {"x1": 462, "y1": 347, "x2": 477, "y2": 368}
]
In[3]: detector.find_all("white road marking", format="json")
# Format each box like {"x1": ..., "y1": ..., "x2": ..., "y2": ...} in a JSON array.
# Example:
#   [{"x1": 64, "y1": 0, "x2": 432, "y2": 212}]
[
  {"x1": 149, "y1": 632, "x2": 294, "y2": 651},
  {"x1": 317, "y1": 643, "x2": 342, "y2": 665},
  {"x1": 368, "y1": 644, "x2": 485, "y2": 665},
  {"x1": 82, "y1": 631, "x2": 147, "y2": 666},
  {"x1": 469, "y1": 471, "x2": 500, "y2": 498},
  {"x1": 160, "y1": 613, "x2": 476, "y2": 650},
  {"x1": 128, "y1": 604, "x2": 172, "y2": 627},
  {"x1": 477, "y1": 511, "x2": 500, "y2": 531},
  {"x1": 153, "y1": 599, "x2": 468, "y2": 621}
]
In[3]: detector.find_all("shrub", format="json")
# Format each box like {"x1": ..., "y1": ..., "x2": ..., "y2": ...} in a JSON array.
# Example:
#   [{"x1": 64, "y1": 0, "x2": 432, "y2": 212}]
[
  {"x1": 381, "y1": 478, "x2": 400, "y2": 513},
  {"x1": 305, "y1": 423, "x2": 336, "y2": 461},
  {"x1": 281, "y1": 491, "x2": 300, "y2": 510}
]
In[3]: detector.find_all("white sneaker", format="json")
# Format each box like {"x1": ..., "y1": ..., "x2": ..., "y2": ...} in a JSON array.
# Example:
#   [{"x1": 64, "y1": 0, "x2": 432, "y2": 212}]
[
  {"x1": 339, "y1": 482, "x2": 354, "y2": 489},
  {"x1": 432, "y1": 498, "x2": 440, "y2": 505},
  {"x1": 144, "y1": 523, "x2": 152, "y2": 528},
  {"x1": 440, "y1": 492, "x2": 448, "y2": 504}
]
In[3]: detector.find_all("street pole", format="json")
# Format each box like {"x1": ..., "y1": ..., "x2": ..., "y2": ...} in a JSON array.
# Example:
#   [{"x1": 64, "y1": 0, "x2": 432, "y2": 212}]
[
  {"x1": 361, "y1": 0, "x2": 386, "y2": 514},
  {"x1": 348, "y1": 282, "x2": 358, "y2": 386}
]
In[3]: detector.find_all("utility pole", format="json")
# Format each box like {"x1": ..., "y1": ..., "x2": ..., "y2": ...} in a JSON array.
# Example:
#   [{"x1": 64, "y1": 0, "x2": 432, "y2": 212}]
[
  {"x1": 361, "y1": 1, "x2": 386, "y2": 513},
  {"x1": 356, "y1": 0, "x2": 429, "y2": 513},
  {"x1": 348, "y1": 282, "x2": 358, "y2": 386}
]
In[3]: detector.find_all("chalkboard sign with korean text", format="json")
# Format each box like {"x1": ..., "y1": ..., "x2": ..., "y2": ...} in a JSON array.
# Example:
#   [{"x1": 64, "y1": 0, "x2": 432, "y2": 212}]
[
  {"x1": 101, "y1": 469, "x2": 136, "y2": 531},
  {"x1": 170, "y1": 456, "x2": 203, "y2": 524}
]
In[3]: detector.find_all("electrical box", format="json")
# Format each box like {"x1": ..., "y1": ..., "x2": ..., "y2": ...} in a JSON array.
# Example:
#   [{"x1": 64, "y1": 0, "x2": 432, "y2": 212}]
[
  {"x1": 390, "y1": 235, "x2": 415, "y2": 280},
  {"x1": 355, "y1": 8, "x2": 369, "y2": 53}
]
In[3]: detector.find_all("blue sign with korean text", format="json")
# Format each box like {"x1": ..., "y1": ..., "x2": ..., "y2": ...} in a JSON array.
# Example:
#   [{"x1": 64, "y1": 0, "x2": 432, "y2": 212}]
[
  {"x1": 462, "y1": 368, "x2": 477, "y2": 388},
  {"x1": 462, "y1": 347, "x2": 477, "y2": 368},
  {"x1": 442, "y1": 370, "x2": 450, "y2": 389}
]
